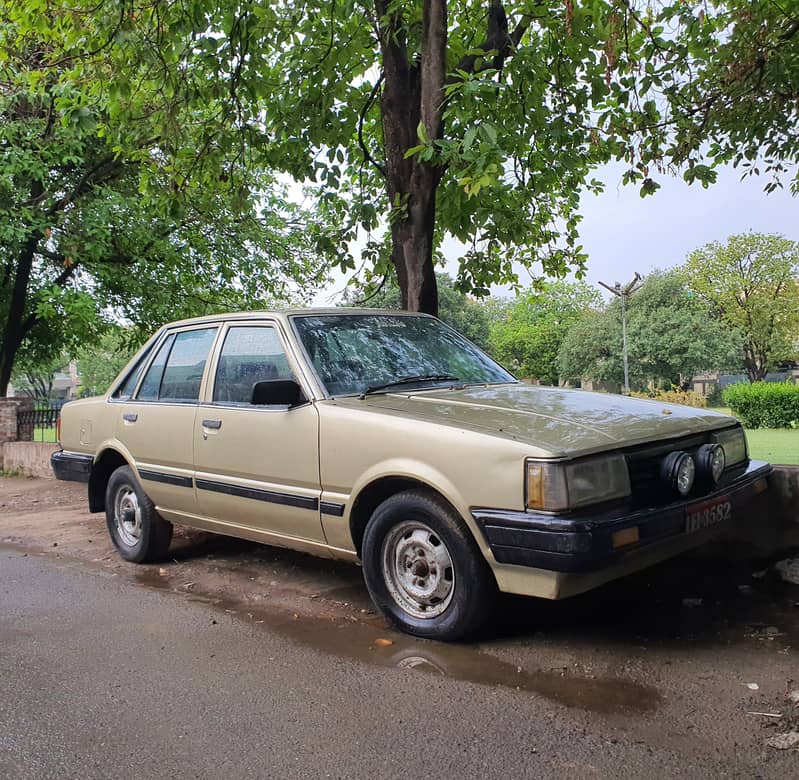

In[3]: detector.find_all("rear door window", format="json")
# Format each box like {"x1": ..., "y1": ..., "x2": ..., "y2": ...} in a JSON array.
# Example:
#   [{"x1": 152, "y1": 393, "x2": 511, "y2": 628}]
[
  {"x1": 159, "y1": 329, "x2": 218, "y2": 402},
  {"x1": 135, "y1": 328, "x2": 217, "y2": 402}
]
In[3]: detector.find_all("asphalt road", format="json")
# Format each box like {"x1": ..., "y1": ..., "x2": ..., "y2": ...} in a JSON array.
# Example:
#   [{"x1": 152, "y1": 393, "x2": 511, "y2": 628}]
[{"x1": 1, "y1": 548, "x2": 797, "y2": 779}]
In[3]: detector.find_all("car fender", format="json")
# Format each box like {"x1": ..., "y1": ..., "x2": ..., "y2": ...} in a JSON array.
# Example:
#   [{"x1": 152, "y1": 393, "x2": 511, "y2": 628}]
[{"x1": 345, "y1": 457, "x2": 497, "y2": 564}]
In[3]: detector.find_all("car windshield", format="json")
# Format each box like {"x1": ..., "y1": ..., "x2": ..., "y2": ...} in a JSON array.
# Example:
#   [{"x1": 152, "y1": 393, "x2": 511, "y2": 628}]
[{"x1": 292, "y1": 313, "x2": 516, "y2": 397}]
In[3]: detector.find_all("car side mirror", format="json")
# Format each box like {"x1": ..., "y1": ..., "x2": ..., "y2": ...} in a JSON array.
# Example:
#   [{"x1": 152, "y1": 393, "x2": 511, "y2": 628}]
[{"x1": 251, "y1": 379, "x2": 306, "y2": 407}]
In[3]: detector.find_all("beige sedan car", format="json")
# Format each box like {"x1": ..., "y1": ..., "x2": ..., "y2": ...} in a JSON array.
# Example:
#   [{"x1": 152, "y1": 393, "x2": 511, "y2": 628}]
[{"x1": 53, "y1": 309, "x2": 770, "y2": 640}]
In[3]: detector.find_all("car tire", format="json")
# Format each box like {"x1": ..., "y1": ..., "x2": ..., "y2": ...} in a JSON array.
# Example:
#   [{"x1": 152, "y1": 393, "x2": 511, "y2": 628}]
[
  {"x1": 105, "y1": 465, "x2": 173, "y2": 563},
  {"x1": 361, "y1": 489, "x2": 496, "y2": 641}
]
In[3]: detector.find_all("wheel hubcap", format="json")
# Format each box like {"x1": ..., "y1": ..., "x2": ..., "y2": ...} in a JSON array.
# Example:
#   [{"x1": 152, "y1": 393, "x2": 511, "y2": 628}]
[
  {"x1": 114, "y1": 486, "x2": 142, "y2": 547},
  {"x1": 381, "y1": 521, "x2": 455, "y2": 619}
]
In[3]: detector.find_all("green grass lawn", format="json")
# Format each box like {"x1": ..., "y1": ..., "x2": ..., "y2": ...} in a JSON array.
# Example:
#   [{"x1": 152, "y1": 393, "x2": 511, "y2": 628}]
[
  {"x1": 742, "y1": 428, "x2": 799, "y2": 465},
  {"x1": 709, "y1": 407, "x2": 799, "y2": 465},
  {"x1": 33, "y1": 426, "x2": 57, "y2": 443}
]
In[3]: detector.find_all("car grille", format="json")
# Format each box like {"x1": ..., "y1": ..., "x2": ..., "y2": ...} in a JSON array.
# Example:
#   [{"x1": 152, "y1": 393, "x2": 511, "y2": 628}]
[{"x1": 624, "y1": 432, "x2": 720, "y2": 507}]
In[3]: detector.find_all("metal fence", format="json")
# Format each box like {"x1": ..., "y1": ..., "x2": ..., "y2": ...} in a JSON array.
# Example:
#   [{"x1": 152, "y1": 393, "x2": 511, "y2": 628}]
[{"x1": 16, "y1": 403, "x2": 63, "y2": 442}]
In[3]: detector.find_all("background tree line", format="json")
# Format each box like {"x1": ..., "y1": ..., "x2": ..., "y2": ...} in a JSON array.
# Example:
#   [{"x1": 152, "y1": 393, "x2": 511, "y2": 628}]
[
  {"x1": 14, "y1": 230, "x2": 799, "y2": 399},
  {"x1": 337, "y1": 231, "x2": 798, "y2": 393}
]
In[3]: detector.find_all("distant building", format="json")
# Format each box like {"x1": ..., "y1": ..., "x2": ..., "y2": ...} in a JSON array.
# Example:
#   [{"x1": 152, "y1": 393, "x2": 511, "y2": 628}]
[
  {"x1": 7, "y1": 361, "x2": 80, "y2": 401},
  {"x1": 52, "y1": 362, "x2": 80, "y2": 400}
]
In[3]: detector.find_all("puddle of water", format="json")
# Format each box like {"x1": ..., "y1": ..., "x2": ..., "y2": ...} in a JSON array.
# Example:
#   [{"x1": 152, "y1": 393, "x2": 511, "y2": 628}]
[{"x1": 131, "y1": 567, "x2": 662, "y2": 715}]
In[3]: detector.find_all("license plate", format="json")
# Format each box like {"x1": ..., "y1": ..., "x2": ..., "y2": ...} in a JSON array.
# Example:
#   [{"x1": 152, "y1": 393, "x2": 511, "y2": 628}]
[{"x1": 686, "y1": 496, "x2": 732, "y2": 533}]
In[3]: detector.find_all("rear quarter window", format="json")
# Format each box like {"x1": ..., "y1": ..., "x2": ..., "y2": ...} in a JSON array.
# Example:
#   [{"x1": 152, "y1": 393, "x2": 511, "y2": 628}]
[{"x1": 113, "y1": 344, "x2": 155, "y2": 400}]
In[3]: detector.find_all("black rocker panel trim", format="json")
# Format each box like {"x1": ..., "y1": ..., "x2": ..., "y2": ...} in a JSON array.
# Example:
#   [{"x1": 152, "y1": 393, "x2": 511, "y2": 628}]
[
  {"x1": 195, "y1": 478, "x2": 319, "y2": 511},
  {"x1": 320, "y1": 501, "x2": 345, "y2": 517},
  {"x1": 138, "y1": 469, "x2": 194, "y2": 488}
]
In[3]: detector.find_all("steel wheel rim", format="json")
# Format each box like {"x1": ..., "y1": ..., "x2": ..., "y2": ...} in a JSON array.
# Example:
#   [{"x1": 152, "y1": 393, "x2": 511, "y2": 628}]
[
  {"x1": 114, "y1": 485, "x2": 142, "y2": 548},
  {"x1": 381, "y1": 520, "x2": 455, "y2": 619}
]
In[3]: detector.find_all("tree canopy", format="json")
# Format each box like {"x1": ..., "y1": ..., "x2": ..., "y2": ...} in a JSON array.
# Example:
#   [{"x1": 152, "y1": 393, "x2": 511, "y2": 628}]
[
  {"x1": 684, "y1": 233, "x2": 799, "y2": 382},
  {"x1": 74, "y1": 327, "x2": 137, "y2": 398},
  {"x1": 650, "y1": 1, "x2": 799, "y2": 195},
  {"x1": 0, "y1": 0, "x2": 329, "y2": 395},
  {"x1": 558, "y1": 271, "x2": 743, "y2": 389}
]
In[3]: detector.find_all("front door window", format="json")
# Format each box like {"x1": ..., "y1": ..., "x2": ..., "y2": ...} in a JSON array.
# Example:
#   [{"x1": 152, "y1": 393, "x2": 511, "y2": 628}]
[{"x1": 213, "y1": 326, "x2": 296, "y2": 405}]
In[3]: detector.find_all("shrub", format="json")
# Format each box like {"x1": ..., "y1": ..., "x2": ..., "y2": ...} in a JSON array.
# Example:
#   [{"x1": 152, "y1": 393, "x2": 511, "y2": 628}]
[
  {"x1": 629, "y1": 389, "x2": 708, "y2": 408},
  {"x1": 722, "y1": 381, "x2": 799, "y2": 428}
]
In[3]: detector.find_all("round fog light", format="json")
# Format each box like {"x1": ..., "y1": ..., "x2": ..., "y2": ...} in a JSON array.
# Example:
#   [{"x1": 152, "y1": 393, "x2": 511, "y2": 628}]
[
  {"x1": 696, "y1": 443, "x2": 725, "y2": 484},
  {"x1": 661, "y1": 451, "x2": 696, "y2": 496}
]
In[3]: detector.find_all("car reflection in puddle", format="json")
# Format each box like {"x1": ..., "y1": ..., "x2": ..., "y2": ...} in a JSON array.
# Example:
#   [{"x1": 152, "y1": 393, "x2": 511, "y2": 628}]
[{"x1": 132, "y1": 566, "x2": 662, "y2": 715}]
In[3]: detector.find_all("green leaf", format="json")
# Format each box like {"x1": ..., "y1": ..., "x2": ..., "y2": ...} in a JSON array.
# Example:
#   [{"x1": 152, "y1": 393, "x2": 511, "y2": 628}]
[
  {"x1": 403, "y1": 144, "x2": 425, "y2": 159},
  {"x1": 416, "y1": 120, "x2": 429, "y2": 144}
]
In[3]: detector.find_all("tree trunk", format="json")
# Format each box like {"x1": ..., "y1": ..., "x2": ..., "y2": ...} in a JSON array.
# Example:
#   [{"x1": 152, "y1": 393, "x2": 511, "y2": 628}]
[
  {"x1": 0, "y1": 228, "x2": 41, "y2": 397},
  {"x1": 376, "y1": 0, "x2": 446, "y2": 317},
  {"x1": 390, "y1": 187, "x2": 439, "y2": 313},
  {"x1": 743, "y1": 343, "x2": 769, "y2": 382},
  {"x1": 373, "y1": 0, "x2": 521, "y2": 315}
]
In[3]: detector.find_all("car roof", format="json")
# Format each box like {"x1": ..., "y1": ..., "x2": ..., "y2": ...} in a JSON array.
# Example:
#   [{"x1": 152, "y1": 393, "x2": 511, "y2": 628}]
[{"x1": 161, "y1": 308, "x2": 437, "y2": 329}]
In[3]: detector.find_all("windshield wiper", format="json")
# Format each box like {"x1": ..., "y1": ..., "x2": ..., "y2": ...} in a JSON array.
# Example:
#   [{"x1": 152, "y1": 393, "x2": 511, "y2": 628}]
[{"x1": 359, "y1": 374, "x2": 460, "y2": 398}]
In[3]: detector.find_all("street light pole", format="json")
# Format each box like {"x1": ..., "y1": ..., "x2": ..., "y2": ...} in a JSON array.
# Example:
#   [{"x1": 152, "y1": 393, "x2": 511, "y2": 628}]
[{"x1": 599, "y1": 273, "x2": 643, "y2": 395}]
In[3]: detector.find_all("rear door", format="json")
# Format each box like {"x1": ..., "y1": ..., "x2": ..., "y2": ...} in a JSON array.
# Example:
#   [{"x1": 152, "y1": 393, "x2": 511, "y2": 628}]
[
  {"x1": 192, "y1": 321, "x2": 325, "y2": 543},
  {"x1": 115, "y1": 325, "x2": 219, "y2": 517}
]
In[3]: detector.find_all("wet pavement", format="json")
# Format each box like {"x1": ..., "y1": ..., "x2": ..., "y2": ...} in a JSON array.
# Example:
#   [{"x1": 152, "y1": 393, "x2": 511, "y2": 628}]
[{"x1": 2, "y1": 477, "x2": 799, "y2": 776}]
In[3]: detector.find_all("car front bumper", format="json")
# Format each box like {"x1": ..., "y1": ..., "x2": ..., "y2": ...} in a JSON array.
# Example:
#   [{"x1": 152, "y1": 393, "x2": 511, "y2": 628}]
[
  {"x1": 474, "y1": 460, "x2": 772, "y2": 598},
  {"x1": 51, "y1": 450, "x2": 93, "y2": 483}
]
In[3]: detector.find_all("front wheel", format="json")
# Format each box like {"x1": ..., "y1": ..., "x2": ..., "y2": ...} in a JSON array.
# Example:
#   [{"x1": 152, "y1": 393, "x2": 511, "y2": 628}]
[
  {"x1": 105, "y1": 466, "x2": 173, "y2": 563},
  {"x1": 361, "y1": 490, "x2": 496, "y2": 641}
]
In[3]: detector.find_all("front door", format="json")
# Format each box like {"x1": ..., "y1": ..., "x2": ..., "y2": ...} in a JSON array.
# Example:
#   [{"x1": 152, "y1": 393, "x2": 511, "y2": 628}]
[{"x1": 192, "y1": 322, "x2": 325, "y2": 543}]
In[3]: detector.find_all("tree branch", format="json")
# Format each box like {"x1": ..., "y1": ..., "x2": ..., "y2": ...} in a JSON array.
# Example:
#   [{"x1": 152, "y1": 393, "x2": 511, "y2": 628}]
[
  {"x1": 47, "y1": 157, "x2": 125, "y2": 217},
  {"x1": 357, "y1": 74, "x2": 386, "y2": 177},
  {"x1": 53, "y1": 262, "x2": 79, "y2": 288},
  {"x1": 449, "y1": 0, "x2": 533, "y2": 82}
]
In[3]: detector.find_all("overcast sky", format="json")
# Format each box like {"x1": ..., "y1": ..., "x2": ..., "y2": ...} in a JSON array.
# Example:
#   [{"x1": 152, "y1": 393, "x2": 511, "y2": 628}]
[{"x1": 315, "y1": 161, "x2": 797, "y2": 305}]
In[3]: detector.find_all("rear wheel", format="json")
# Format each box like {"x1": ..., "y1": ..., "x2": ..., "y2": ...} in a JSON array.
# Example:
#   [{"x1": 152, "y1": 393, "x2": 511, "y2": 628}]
[
  {"x1": 361, "y1": 490, "x2": 496, "y2": 641},
  {"x1": 105, "y1": 466, "x2": 172, "y2": 563}
]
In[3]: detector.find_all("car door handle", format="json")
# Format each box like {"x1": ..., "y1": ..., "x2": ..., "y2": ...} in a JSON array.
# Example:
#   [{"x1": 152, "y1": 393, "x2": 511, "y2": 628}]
[
  {"x1": 122, "y1": 413, "x2": 138, "y2": 423},
  {"x1": 202, "y1": 419, "x2": 222, "y2": 430}
]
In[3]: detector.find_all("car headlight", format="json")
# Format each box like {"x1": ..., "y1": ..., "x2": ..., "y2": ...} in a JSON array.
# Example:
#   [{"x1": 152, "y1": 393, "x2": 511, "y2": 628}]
[
  {"x1": 526, "y1": 454, "x2": 631, "y2": 512},
  {"x1": 661, "y1": 451, "x2": 696, "y2": 496},
  {"x1": 711, "y1": 426, "x2": 747, "y2": 466},
  {"x1": 696, "y1": 443, "x2": 725, "y2": 484}
]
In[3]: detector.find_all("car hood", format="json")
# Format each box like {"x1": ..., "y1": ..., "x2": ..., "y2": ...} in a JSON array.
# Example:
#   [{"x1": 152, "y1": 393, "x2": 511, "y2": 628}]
[{"x1": 351, "y1": 383, "x2": 736, "y2": 458}]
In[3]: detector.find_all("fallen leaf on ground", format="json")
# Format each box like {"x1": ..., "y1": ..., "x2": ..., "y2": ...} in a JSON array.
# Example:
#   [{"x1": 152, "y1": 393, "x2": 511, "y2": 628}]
[
  {"x1": 765, "y1": 731, "x2": 799, "y2": 750},
  {"x1": 775, "y1": 558, "x2": 799, "y2": 585}
]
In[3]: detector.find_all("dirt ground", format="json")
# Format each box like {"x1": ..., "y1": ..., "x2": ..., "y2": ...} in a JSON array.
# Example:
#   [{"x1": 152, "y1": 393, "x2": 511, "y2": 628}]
[{"x1": 2, "y1": 475, "x2": 798, "y2": 769}]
